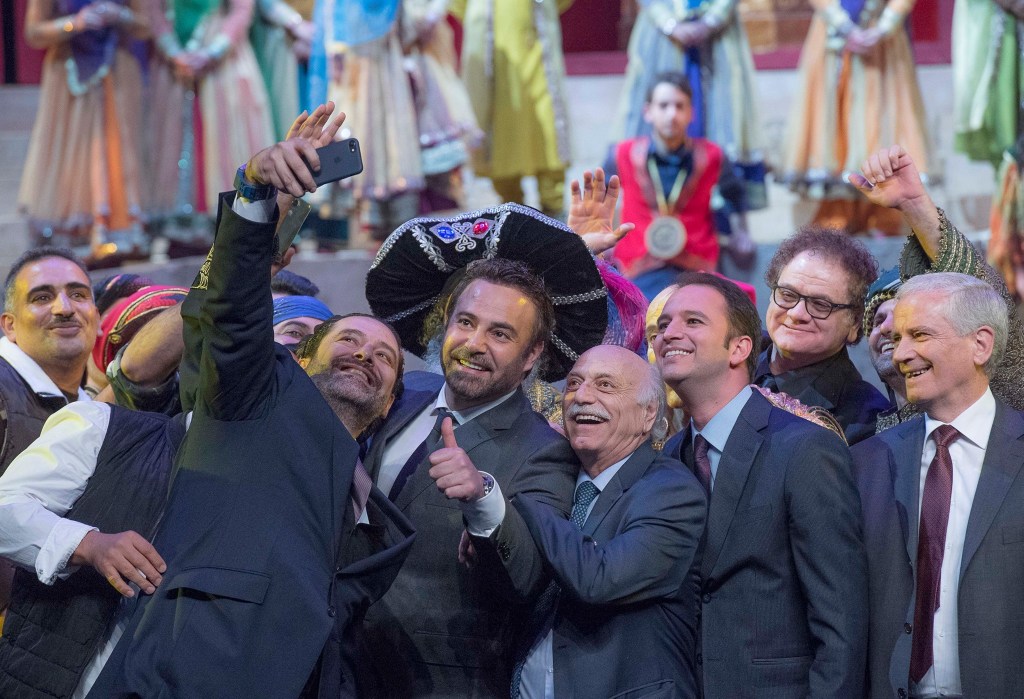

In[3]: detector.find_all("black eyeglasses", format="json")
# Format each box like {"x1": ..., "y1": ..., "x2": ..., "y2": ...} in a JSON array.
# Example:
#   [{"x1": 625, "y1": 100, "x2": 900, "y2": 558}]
[{"x1": 771, "y1": 285, "x2": 857, "y2": 320}]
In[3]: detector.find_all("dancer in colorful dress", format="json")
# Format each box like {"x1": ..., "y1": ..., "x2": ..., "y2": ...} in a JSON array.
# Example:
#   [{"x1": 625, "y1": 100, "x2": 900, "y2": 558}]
[
  {"x1": 18, "y1": 0, "x2": 150, "y2": 264},
  {"x1": 782, "y1": 0, "x2": 932, "y2": 235}
]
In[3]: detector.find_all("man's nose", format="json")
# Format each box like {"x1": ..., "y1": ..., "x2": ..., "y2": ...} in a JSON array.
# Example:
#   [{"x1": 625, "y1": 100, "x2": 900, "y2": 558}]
[
  {"x1": 892, "y1": 335, "x2": 912, "y2": 363},
  {"x1": 786, "y1": 298, "x2": 813, "y2": 322},
  {"x1": 52, "y1": 292, "x2": 74, "y2": 315},
  {"x1": 572, "y1": 381, "x2": 595, "y2": 404}
]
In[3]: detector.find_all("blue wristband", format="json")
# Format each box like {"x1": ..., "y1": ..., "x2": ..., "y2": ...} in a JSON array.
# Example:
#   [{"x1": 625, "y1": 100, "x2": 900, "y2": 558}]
[{"x1": 234, "y1": 165, "x2": 277, "y2": 202}]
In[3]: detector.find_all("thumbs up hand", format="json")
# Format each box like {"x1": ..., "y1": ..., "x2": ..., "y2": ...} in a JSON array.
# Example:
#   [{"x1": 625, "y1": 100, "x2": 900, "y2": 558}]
[{"x1": 428, "y1": 417, "x2": 486, "y2": 502}]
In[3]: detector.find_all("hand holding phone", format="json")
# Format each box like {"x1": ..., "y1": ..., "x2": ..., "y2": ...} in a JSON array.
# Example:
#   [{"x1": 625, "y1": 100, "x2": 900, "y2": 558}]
[{"x1": 308, "y1": 138, "x2": 363, "y2": 187}]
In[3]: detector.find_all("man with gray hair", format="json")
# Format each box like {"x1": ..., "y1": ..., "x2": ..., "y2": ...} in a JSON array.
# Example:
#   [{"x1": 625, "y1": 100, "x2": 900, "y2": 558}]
[
  {"x1": 852, "y1": 272, "x2": 1024, "y2": 698},
  {"x1": 506, "y1": 344, "x2": 706, "y2": 698}
]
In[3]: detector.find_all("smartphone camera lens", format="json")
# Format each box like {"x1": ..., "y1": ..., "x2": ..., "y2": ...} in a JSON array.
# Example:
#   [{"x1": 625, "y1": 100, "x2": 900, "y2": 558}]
[{"x1": 349, "y1": 141, "x2": 356, "y2": 152}]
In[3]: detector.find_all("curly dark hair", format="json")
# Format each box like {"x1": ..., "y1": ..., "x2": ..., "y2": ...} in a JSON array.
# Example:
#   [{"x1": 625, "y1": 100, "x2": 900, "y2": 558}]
[{"x1": 764, "y1": 227, "x2": 878, "y2": 342}]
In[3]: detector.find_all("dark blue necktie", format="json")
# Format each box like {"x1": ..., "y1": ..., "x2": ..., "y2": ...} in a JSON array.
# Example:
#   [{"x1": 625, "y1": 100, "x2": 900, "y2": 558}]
[{"x1": 388, "y1": 407, "x2": 454, "y2": 501}]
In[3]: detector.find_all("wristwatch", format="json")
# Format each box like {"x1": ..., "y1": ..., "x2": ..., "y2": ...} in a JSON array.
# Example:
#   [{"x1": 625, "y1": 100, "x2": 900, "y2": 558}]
[
  {"x1": 480, "y1": 473, "x2": 495, "y2": 498},
  {"x1": 234, "y1": 165, "x2": 276, "y2": 202}
]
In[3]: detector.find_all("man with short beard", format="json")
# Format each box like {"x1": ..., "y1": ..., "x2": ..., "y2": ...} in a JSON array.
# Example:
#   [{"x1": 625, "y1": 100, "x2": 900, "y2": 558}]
[
  {"x1": 360, "y1": 257, "x2": 579, "y2": 698},
  {"x1": 86, "y1": 104, "x2": 416, "y2": 699}
]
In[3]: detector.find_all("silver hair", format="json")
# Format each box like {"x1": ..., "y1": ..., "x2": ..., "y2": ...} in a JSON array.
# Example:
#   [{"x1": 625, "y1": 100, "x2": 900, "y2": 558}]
[
  {"x1": 637, "y1": 361, "x2": 668, "y2": 443},
  {"x1": 896, "y1": 272, "x2": 1007, "y2": 375}
]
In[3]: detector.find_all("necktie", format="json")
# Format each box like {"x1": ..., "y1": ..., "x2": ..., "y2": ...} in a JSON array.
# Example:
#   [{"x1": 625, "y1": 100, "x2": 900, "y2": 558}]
[
  {"x1": 909, "y1": 424, "x2": 960, "y2": 684},
  {"x1": 510, "y1": 480, "x2": 601, "y2": 698},
  {"x1": 388, "y1": 407, "x2": 454, "y2": 501},
  {"x1": 350, "y1": 458, "x2": 372, "y2": 522},
  {"x1": 693, "y1": 433, "x2": 713, "y2": 497}
]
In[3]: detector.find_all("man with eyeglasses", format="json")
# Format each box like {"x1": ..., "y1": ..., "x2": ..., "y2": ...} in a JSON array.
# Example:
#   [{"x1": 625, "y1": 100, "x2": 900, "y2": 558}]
[{"x1": 757, "y1": 228, "x2": 890, "y2": 444}]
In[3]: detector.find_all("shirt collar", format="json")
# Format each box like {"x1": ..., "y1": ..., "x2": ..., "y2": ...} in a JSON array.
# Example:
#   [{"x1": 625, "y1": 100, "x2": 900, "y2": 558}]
[
  {"x1": 0, "y1": 336, "x2": 90, "y2": 402},
  {"x1": 924, "y1": 387, "x2": 996, "y2": 451},
  {"x1": 577, "y1": 452, "x2": 631, "y2": 493},
  {"x1": 434, "y1": 384, "x2": 517, "y2": 425},
  {"x1": 692, "y1": 385, "x2": 753, "y2": 453},
  {"x1": 648, "y1": 135, "x2": 691, "y2": 162}
]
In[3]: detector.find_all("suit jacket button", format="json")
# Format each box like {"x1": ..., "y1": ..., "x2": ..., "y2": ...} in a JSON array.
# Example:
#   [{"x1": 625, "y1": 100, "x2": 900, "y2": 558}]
[
  {"x1": 904, "y1": 622, "x2": 912, "y2": 634},
  {"x1": 702, "y1": 593, "x2": 712, "y2": 604},
  {"x1": 897, "y1": 690, "x2": 907, "y2": 699},
  {"x1": 328, "y1": 606, "x2": 337, "y2": 618}
]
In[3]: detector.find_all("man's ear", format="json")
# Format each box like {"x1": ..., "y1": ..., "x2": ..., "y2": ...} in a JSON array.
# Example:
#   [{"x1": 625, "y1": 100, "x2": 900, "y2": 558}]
[
  {"x1": 522, "y1": 340, "x2": 545, "y2": 374},
  {"x1": 972, "y1": 326, "x2": 995, "y2": 369},
  {"x1": 728, "y1": 335, "x2": 753, "y2": 370},
  {"x1": 0, "y1": 312, "x2": 15, "y2": 342}
]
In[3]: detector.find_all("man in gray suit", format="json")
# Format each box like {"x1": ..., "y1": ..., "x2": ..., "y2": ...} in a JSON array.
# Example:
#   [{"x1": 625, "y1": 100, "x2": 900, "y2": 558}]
[
  {"x1": 360, "y1": 257, "x2": 578, "y2": 697},
  {"x1": 852, "y1": 272, "x2": 1024, "y2": 699},
  {"x1": 654, "y1": 272, "x2": 868, "y2": 699},
  {"x1": 505, "y1": 344, "x2": 705, "y2": 698}
]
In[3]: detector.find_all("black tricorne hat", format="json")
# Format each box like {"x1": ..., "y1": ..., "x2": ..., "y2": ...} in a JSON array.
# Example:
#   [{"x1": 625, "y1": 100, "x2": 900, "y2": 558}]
[{"x1": 365, "y1": 203, "x2": 608, "y2": 381}]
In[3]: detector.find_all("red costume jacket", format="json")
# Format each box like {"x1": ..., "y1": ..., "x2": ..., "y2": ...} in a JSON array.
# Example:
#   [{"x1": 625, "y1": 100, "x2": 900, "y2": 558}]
[{"x1": 613, "y1": 137, "x2": 722, "y2": 275}]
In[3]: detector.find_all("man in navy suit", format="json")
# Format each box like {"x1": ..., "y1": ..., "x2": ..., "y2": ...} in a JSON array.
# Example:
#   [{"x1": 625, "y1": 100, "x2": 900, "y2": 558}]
[
  {"x1": 852, "y1": 272, "x2": 1024, "y2": 698},
  {"x1": 86, "y1": 104, "x2": 416, "y2": 699},
  {"x1": 654, "y1": 272, "x2": 868, "y2": 699},
  {"x1": 509, "y1": 344, "x2": 706, "y2": 698}
]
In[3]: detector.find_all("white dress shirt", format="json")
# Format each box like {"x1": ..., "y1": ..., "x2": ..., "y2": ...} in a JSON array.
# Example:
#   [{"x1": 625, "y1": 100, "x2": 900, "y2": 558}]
[
  {"x1": 519, "y1": 454, "x2": 631, "y2": 699},
  {"x1": 912, "y1": 388, "x2": 995, "y2": 698},
  {"x1": 0, "y1": 336, "x2": 92, "y2": 403},
  {"x1": 375, "y1": 384, "x2": 513, "y2": 535}
]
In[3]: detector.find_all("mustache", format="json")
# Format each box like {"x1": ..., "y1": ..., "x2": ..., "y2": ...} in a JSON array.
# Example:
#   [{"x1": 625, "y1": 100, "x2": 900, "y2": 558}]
[
  {"x1": 565, "y1": 403, "x2": 612, "y2": 421},
  {"x1": 330, "y1": 357, "x2": 379, "y2": 387},
  {"x1": 47, "y1": 318, "x2": 81, "y2": 329}
]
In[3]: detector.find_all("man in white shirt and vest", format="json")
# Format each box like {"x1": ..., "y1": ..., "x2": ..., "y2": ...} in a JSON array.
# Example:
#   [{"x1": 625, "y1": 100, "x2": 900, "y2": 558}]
[{"x1": 852, "y1": 272, "x2": 1024, "y2": 698}]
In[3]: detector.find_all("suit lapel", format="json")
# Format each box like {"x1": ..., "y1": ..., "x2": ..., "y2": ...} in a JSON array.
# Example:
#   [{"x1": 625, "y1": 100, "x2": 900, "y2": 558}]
[
  {"x1": 891, "y1": 417, "x2": 926, "y2": 566},
  {"x1": 960, "y1": 403, "x2": 1024, "y2": 578},
  {"x1": 583, "y1": 442, "x2": 656, "y2": 537},
  {"x1": 701, "y1": 394, "x2": 767, "y2": 580},
  {"x1": 366, "y1": 386, "x2": 436, "y2": 481},
  {"x1": 392, "y1": 390, "x2": 526, "y2": 511}
]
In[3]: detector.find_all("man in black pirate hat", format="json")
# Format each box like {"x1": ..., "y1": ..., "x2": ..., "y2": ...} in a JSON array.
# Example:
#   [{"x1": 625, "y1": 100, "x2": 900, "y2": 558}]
[{"x1": 361, "y1": 200, "x2": 612, "y2": 697}]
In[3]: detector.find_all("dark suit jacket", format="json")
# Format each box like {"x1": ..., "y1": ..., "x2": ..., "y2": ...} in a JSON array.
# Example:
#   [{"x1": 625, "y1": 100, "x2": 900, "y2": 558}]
[
  {"x1": 755, "y1": 343, "x2": 889, "y2": 444},
  {"x1": 665, "y1": 390, "x2": 868, "y2": 699},
  {"x1": 87, "y1": 196, "x2": 415, "y2": 699},
  {"x1": 514, "y1": 442, "x2": 705, "y2": 699},
  {"x1": 852, "y1": 399, "x2": 1024, "y2": 699},
  {"x1": 361, "y1": 370, "x2": 578, "y2": 698}
]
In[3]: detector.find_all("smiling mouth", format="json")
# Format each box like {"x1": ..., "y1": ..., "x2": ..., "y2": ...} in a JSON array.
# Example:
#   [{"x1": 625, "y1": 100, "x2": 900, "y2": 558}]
[
  {"x1": 456, "y1": 358, "x2": 488, "y2": 372},
  {"x1": 662, "y1": 349, "x2": 693, "y2": 359},
  {"x1": 879, "y1": 341, "x2": 895, "y2": 355},
  {"x1": 903, "y1": 366, "x2": 930, "y2": 379},
  {"x1": 334, "y1": 363, "x2": 376, "y2": 386},
  {"x1": 571, "y1": 413, "x2": 608, "y2": 425}
]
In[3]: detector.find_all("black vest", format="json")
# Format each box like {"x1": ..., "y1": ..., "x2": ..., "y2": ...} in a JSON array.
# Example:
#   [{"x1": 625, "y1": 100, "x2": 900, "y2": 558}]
[
  {"x1": 0, "y1": 357, "x2": 70, "y2": 475},
  {"x1": 0, "y1": 405, "x2": 184, "y2": 699}
]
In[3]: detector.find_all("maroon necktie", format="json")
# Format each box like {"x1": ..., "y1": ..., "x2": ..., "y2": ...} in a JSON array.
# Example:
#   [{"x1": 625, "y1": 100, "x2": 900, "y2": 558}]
[
  {"x1": 909, "y1": 424, "x2": 960, "y2": 684},
  {"x1": 693, "y1": 433, "x2": 713, "y2": 497}
]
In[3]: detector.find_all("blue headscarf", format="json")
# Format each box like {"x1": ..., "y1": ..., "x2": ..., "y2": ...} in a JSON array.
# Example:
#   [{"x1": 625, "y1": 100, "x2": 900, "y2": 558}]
[{"x1": 273, "y1": 295, "x2": 334, "y2": 326}]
